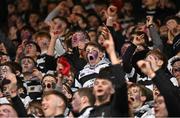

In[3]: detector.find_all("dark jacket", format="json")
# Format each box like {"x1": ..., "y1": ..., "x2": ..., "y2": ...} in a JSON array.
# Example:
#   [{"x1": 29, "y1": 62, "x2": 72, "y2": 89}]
[
  {"x1": 108, "y1": 26, "x2": 125, "y2": 56},
  {"x1": 54, "y1": 114, "x2": 65, "y2": 118},
  {"x1": 89, "y1": 64, "x2": 129, "y2": 117},
  {"x1": 11, "y1": 95, "x2": 27, "y2": 117},
  {"x1": 152, "y1": 69, "x2": 180, "y2": 116}
]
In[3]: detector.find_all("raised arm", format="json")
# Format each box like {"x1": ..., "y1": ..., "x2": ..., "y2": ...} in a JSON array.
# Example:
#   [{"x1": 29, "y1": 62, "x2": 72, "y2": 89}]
[
  {"x1": 4, "y1": 72, "x2": 27, "y2": 117},
  {"x1": 101, "y1": 27, "x2": 129, "y2": 116},
  {"x1": 101, "y1": 27, "x2": 121, "y2": 65},
  {"x1": 47, "y1": 21, "x2": 59, "y2": 56},
  {"x1": 44, "y1": 3, "x2": 62, "y2": 24},
  {"x1": 146, "y1": 16, "x2": 163, "y2": 51},
  {"x1": 137, "y1": 60, "x2": 180, "y2": 116}
]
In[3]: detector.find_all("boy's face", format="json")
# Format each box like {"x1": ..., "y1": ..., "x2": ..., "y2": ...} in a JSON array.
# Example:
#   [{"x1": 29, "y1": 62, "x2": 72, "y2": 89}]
[
  {"x1": 71, "y1": 92, "x2": 82, "y2": 113},
  {"x1": 0, "y1": 105, "x2": 18, "y2": 118},
  {"x1": 166, "y1": 19, "x2": 178, "y2": 30},
  {"x1": 36, "y1": 36, "x2": 50, "y2": 50},
  {"x1": 42, "y1": 76, "x2": 56, "y2": 92},
  {"x1": 72, "y1": 5, "x2": 84, "y2": 14},
  {"x1": 88, "y1": 15, "x2": 100, "y2": 28},
  {"x1": 128, "y1": 86, "x2": 144, "y2": 110},
  {"x1": 172, "y1": 61, "x2": 180, "y2": 80},
  {"x1": 145, "y1": 53, "x2": 163, "y2": 71},
  {"x1": 21, "y1": 58, "x2": 35, "y2": 73},
  {"x1": 24, "y1": 43, "x2": 38, "y2": 58},
  {"x1": 42, "y1": 94, "x2": 64, "y2": 117},
  {"x1": 52, "y1": 18, "x2": 67, "y2": 34},
  {"x1": 85, "y1": 45, "x2": 102, "y2": 66},
  {"x1": 93, "y1": 79, "x2": 114, "y2": 99},
  {"x1": 29, "y1": 13, "x2": 39, "y2": 24},
  {"x1": 71, "y1": 32, "x2": 89, "y2": 48}
]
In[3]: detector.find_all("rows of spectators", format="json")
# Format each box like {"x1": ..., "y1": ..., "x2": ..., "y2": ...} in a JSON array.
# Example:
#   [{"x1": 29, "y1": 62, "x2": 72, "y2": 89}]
[{"x1": 0, "y1": 0, "x2": 180, "y2": 117}]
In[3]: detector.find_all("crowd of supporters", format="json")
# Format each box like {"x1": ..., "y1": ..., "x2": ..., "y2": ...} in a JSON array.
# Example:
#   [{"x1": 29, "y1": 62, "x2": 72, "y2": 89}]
[{"x1": 0, "y1": 0, "x2": 180, "y2": 117}]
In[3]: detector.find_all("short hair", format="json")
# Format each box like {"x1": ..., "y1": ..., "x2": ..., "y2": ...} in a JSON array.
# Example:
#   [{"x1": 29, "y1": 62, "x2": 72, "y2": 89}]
[
  {"x1": 0, "y1": 61, "x2": 17, "y2": 74},
  {"x1": 20, "y1": 56, "x2": 36, "y2": 66},
  {"x1": 27, "y1": 100, "x2": 44, "y2": 117},
  {"x1": 147, "y1": 49, "x2": 167, "y2": 69},
  {"x1": 73, "y1": 30, "x2": 90, "y2": 41},
  {"x1": 42, "y1": 90, "x2": 68, "y2": 108},
  {"x1": 164, "y1": 15, "x2": 180, "y2": 24},
  {"x1": 128, "y1": 83, "x2": 153, "y2": 102},
  {"x1": 34, "y1": 30, "x2": 51, "y2": 41},
  {"x1": 85, "y1": 41, "x2": 105, "y2": 53},
  {"x1": 25, "y1": 41, "x2": 41, "y2": 53},
  {"x1": 21, "y1": 25, "x2": 35, "y2": 34},
  {"x1": 96, "y1": 65, "x2": 126, "y2": 87},
  {"x1": 42, "y1": 74, "x2": 57, "y2": 83},
  {"x1": 87, "y1": 13, "x2": 102, "y2": 25},
  {"x1": 76, "y1": 88, "x2": 95, "y2": 106},
  {"x1": 52, "y1": 16, "x2": 70, "y2": 28}
]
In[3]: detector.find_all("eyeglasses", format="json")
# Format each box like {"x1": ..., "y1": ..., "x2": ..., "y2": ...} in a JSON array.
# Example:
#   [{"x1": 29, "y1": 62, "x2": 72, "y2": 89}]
[{"x1": 172, "y1": 68, "x2": 180, "y2": 73}]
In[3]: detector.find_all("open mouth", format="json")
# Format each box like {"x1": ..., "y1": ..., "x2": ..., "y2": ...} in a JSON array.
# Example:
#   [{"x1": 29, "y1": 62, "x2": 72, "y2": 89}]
[
  {"x1": 110, "y1": 8, "x2": 115, "y2": 12},
  {"x1": 97, "y1": 89, "x2": 103, "y2": 93},
  {"x1": 128, "y1": 97, "x2": 135, "y2": 103},
  {"x1": 42, "y1": 105, "x2": 48, "y2": 111},
  {"x1": 154, "y1": 108, "x2": 159, "y2": 113},
  {"x1": 24, "y1": 65, "x2": 28, "y2": 69},
  {"x1": 89, "y1": 55, "x2": 94, "y2": 60},
  {"x1": 87, "y1": 53, "x2": 96, "y2": 62},
  {"x1": 130, "y1": 97, "x2": 135, "y2": 102},
  {"x1": 88, "y1": 51, "x2": 98, "y2": 62}
]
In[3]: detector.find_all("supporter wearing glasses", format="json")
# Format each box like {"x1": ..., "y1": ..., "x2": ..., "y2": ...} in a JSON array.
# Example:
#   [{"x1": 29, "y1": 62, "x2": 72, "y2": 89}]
[{"x1": 171, "y1": 57, "x2": 180, "y2": 86}]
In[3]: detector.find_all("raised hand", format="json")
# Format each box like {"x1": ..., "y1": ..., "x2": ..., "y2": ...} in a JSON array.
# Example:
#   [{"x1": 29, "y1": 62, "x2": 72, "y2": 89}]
[
  {"x1": 101, "y1": 26, "x2": 114, "y2": 54},
  {"x1": 146, "y1": 16, "x2": 153, "y2": 27},
  {"x1": 3, "y1": 72, "x2": 18, "y2": 97},
  {"x1": 49, "y1": 21, "x2": 60, "y2": 40},
  {"x1": 47, "y1": 20, "x2": 60, "y2": 56},
  {"x1": 131, "y1": 34, "x2": 145, "y2": 46},
  {"x1": 107, "y1": 5, "x2": 118, "y2": 17},
  {"x1": 145, "y1": 54, "x2": 163, "y2": 72},
  {"x1": 101, "y1": 26, "x2": 121, "y2": 64},
  {"x1": 15, "y1": 44, "x2": 24, "y2": 62},
  {"x1": 137, "y1": 60, "x2": 156, "y2": 78}
]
